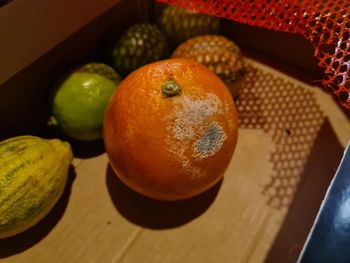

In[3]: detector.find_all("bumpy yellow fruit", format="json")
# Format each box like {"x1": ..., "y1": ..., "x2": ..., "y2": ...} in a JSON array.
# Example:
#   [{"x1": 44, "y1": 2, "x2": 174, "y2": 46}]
[{"x1": 0, "y1": 135, "x2": 73, "y2": 238}]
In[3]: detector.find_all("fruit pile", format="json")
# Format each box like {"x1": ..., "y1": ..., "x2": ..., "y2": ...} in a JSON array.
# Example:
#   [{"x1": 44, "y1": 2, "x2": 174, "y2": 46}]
[{"x1": 0, "y1": 5, "x2": 242, "y2": 238}]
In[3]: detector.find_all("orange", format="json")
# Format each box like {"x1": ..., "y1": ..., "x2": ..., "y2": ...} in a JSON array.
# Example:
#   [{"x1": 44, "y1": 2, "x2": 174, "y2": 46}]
[{"x1": 104, "y1": 58, "x2": 238, "y2": 201}]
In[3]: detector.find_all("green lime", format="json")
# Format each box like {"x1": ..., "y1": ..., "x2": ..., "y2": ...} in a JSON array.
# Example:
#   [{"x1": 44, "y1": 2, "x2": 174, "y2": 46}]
[{"x1": 50, "y1": 63, "x2": 121, "y2": 141}]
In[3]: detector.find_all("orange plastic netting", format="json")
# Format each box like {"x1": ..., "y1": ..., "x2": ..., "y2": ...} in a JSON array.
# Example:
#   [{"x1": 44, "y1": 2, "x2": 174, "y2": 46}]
[{"x1": 157, "y1": 0, "x2": 350, "y2": 110}]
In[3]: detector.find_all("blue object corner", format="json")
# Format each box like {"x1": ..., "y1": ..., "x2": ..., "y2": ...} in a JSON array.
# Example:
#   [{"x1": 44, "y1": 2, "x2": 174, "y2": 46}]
[{"x1": 298, "y1": 141, "x2": 350, "y2": 263}]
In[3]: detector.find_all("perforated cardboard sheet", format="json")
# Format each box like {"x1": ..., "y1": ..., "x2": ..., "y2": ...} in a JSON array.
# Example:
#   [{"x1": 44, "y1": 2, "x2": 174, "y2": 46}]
[{"x1": 1, "y1": 58, "x2": 349, "y2": 263}]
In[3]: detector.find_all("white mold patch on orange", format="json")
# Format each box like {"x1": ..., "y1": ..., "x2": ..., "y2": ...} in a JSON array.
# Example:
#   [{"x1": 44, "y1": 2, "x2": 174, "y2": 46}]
[
  {"x1": 170, "y1": 94, "x2": 222, "y2": 140},
  {"x1": 193, "y1": 123, "x2": 227, "y2": 160},
  {"x1": 164, "y1": 93, "x2": 226, "y2": 179}
]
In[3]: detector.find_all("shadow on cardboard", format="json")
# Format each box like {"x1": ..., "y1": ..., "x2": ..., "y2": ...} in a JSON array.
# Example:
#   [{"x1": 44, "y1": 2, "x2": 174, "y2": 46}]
[{"x1": 106, "y1": 164, "x2": 222, "y2": 229}]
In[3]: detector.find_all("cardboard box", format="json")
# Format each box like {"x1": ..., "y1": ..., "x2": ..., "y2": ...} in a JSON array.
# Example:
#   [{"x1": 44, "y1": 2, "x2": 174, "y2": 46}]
[{"x1": 0, "y1": 1, "x2": 349, "y2": 262}]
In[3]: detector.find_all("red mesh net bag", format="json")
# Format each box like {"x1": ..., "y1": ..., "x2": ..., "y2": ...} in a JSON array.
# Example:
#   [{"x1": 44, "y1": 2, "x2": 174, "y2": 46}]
[{"x1": 157, "y1": 0, "x2": 350, "y2": 110}]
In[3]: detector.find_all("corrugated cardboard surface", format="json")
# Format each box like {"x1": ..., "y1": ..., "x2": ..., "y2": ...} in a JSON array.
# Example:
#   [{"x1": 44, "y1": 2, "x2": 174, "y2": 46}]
[{"x1": 0, "y1": 59, "x2": 349, "y2": 263}]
